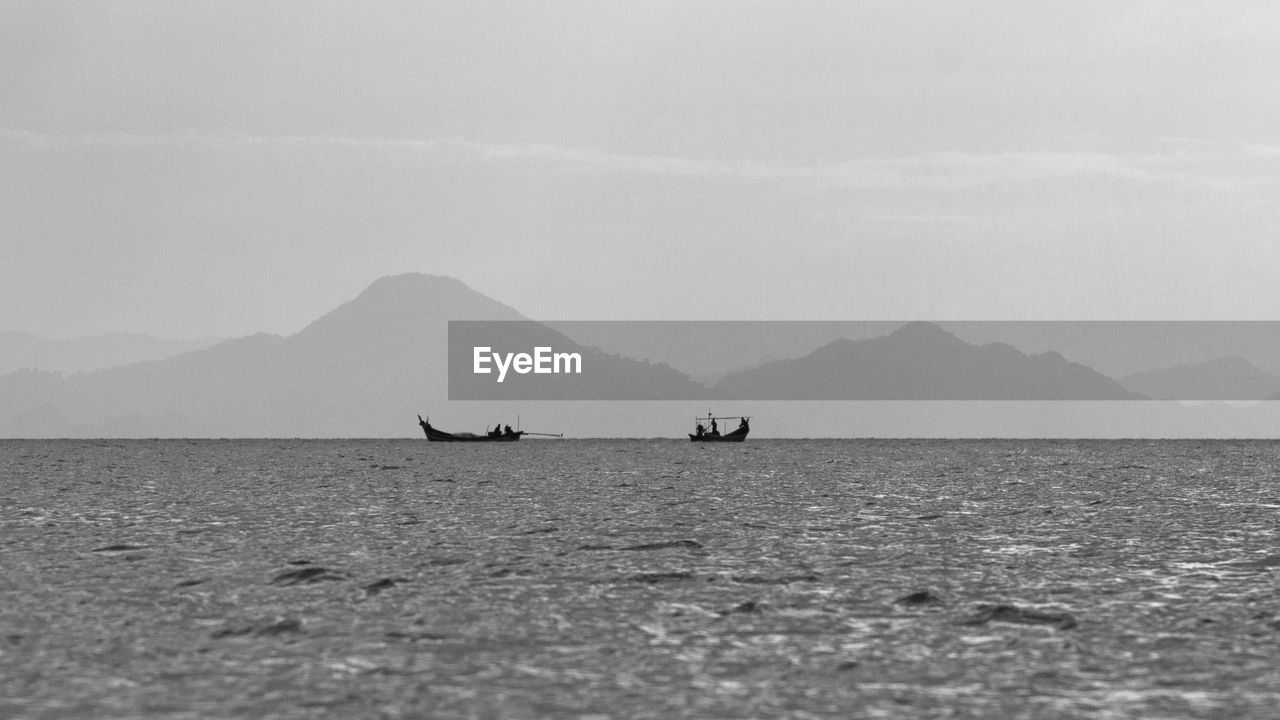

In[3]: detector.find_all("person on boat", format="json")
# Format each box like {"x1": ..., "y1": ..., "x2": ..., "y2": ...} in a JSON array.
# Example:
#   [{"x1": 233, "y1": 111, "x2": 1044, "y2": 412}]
[
  {"x1": 710, "y1": 418, "x2": 718, "y2": 435},
  {"x1": 739, "y1": 417, "x2": 749, "y2": 430},
  {"x1": 695, "y1": 422, "x2": 705, "y2": 437},
  {"x1": 489, "y1": 424, "x2": 502, "y2": 437},
  {"x1": 503, "y1": 424, "x2": 515, "y2": 436}
]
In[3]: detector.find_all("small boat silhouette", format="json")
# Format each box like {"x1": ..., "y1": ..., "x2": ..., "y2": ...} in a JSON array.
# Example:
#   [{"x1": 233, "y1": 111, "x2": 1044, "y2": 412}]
[
  {"x1": 417, "y1": 415, "x2": 561, "y2": 442},
  {"x1": 689, "y1": 413, "x2": 749, "y2": 442}
]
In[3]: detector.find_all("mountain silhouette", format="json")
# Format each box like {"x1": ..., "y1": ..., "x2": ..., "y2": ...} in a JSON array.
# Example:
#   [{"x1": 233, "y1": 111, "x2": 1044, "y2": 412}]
[
  {"x1": 1118, "y1": 357, "x2": 1280, "y2": 400},
  {"x1": 0, "y1": 274, "x2": 708, "y2": 437},
  {"x1": 19, "y1": 286, "x2": 1242, "y2": 437},
  {"x1": 941, "y1": 321, "x2": 1280, "y2": 379},
  {"x1": 711, "y1": 322, "x2": 1143, "y2": 400}
]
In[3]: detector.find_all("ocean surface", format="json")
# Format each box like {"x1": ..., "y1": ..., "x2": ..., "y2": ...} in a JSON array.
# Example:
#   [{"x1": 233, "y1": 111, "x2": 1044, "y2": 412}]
[{"x1": 3, "y1": 439, "x2": 1280, "y2": 719}]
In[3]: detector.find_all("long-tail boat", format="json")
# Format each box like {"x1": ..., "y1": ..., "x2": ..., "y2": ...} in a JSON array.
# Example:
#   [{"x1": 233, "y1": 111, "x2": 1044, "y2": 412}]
[
  {"x1": 418, "y1": 415, "x2": 522, "y2": 442},
  {"x1": 689, "y1": 413, "x2": 750, "y2": 442},
  {"x1": 417, "y1": 415, "x2": 562, "y2": 442}
]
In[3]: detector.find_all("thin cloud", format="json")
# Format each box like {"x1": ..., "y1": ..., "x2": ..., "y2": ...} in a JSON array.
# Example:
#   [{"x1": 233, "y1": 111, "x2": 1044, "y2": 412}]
[{"x1": 2, "y1": 128, "x2": 1275, "y2": 193}]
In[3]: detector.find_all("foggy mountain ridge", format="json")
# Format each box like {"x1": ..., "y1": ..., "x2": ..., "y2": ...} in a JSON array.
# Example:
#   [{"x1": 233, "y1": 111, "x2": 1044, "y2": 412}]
[
  {"x1": 8, "y1": 276, "x2": 1280, "y2": 437},
  {"x1": 0, "y1": 274, "x2": 711, "y2": 437},
  {"x1": 552, "y1": 321, "x2": 1280, "y2": 383},
  {"x1": 1118, "y1": 357, "x2": 1280, "y2": 401},
  {"x1": 0, "y1": 331, "x2": 223, "y2": 376},
  {"x1": 711, "y1": 321, "x2": 1145, "y2": 400},
  {"x1": 0, "y1": 274, "x2": 516, "y2": 437},
  {"x1": 941, "y1": 322, "x2": 1280, "y2": 380}
]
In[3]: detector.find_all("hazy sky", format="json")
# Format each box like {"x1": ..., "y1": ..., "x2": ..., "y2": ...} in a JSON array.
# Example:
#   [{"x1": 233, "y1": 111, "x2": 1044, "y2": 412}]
[{"x1": 4, "y1": 1, "x2": 1280, "y2": 338}]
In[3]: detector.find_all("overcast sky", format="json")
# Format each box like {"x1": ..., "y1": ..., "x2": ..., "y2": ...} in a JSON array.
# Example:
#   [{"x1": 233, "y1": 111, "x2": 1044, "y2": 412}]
[{"x1": 3, "y1": 1, "x2": 1279, "y2": 339}]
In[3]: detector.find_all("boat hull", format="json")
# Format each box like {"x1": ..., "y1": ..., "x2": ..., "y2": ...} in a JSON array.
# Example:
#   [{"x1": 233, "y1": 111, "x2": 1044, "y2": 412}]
[
  {"x1": 689, "y1": 427, "x2": 749, "y2": 443},
  {"x1": 426, "y1": 430, "x2": 522, "y2": 442},
  {"x1": 419, "y1": 418, "x2": 522, "y2": 442}
]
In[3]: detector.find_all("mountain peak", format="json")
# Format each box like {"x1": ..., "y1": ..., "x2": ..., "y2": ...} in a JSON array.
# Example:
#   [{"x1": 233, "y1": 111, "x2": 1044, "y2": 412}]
[
  {"x1": 292, "y1": 274, "x2": 524, "y2": 342},
  {"x1": 887, "y1": 322, "x2": 962, "y2": 344},
  {"x1": 357, "y1": 273, "x2": 471, "y2": 298},
  {"x1": 713, "y1": 320, "x2": 1136, "y2": 400}
]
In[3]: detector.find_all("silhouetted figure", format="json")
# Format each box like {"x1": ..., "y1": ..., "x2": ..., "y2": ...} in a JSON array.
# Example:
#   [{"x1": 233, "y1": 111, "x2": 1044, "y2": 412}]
[
  {"x1": 739, "y1": 417, "x2": 749, "y2": 430},
  {"x1": 710, "y1": 418, "x2": 718, "y2": 435},
  {"x1": 503, "y1": 424, "x2": 514, "y2": 436},
  {"x1": 489, "y1": 423, "x2": 502, "y2": 437}
]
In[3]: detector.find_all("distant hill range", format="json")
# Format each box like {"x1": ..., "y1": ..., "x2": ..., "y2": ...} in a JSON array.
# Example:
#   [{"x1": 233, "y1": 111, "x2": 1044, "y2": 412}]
[
  {"x1": 0, "y1": 274, "x2": 709, "y2": 437},
  {"x1": 942, "y1": 321, "x2": 1280, "y2": 380},
  {"x1": 711, "y1": 322, "x2": 1143, "y2": 400},
  {"x1": 0, "y1": 331, "x2": 221, "y2": 376},
  {"x1": 1118, "y1": 357, "x2": 1280, "y2": 400},
  {"x1": 6, "y1": 275, "x2": 1280, "y2": 438},
  {"x1": 2, "y1": 275, "x2": 515, "y2": 437},
  {"x1": 555, "y1": 320, "x2": 1280, "y2": 391}
]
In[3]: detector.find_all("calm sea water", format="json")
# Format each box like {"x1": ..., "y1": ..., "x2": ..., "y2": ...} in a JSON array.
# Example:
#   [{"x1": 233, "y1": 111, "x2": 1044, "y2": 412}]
[{"x1": 3, "y1": 439, "x2": 1280, "y2": 719}]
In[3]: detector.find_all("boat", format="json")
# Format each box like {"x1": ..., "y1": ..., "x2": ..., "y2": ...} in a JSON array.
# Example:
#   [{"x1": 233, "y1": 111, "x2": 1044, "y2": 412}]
[
  {"x1": 418, "y1": 415, "x2": 522, "y2": 442},
  {"x1": 689, "y1": 413, "x2": 749, "y2": 442},
  {"x1": 417, "y1": 415, "x2": 563, "y2": 442}
]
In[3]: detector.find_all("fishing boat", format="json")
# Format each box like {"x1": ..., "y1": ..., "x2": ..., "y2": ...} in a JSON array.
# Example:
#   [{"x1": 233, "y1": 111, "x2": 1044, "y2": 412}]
[
  {"x1": 417, "y1": 415, "x2": 562, "y2": 442},
  {"x1": 689, "y1": 413, "x2": 750, "y2": 442},
  {"x1": 417, "y1": 415, "x2": 522, "y2": 442}
]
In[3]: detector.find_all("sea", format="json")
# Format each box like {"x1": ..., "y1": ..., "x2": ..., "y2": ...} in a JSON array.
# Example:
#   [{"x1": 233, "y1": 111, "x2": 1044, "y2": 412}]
[{"x1": 3, "y1": 439, "x2": 1280, "y2": 719}]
